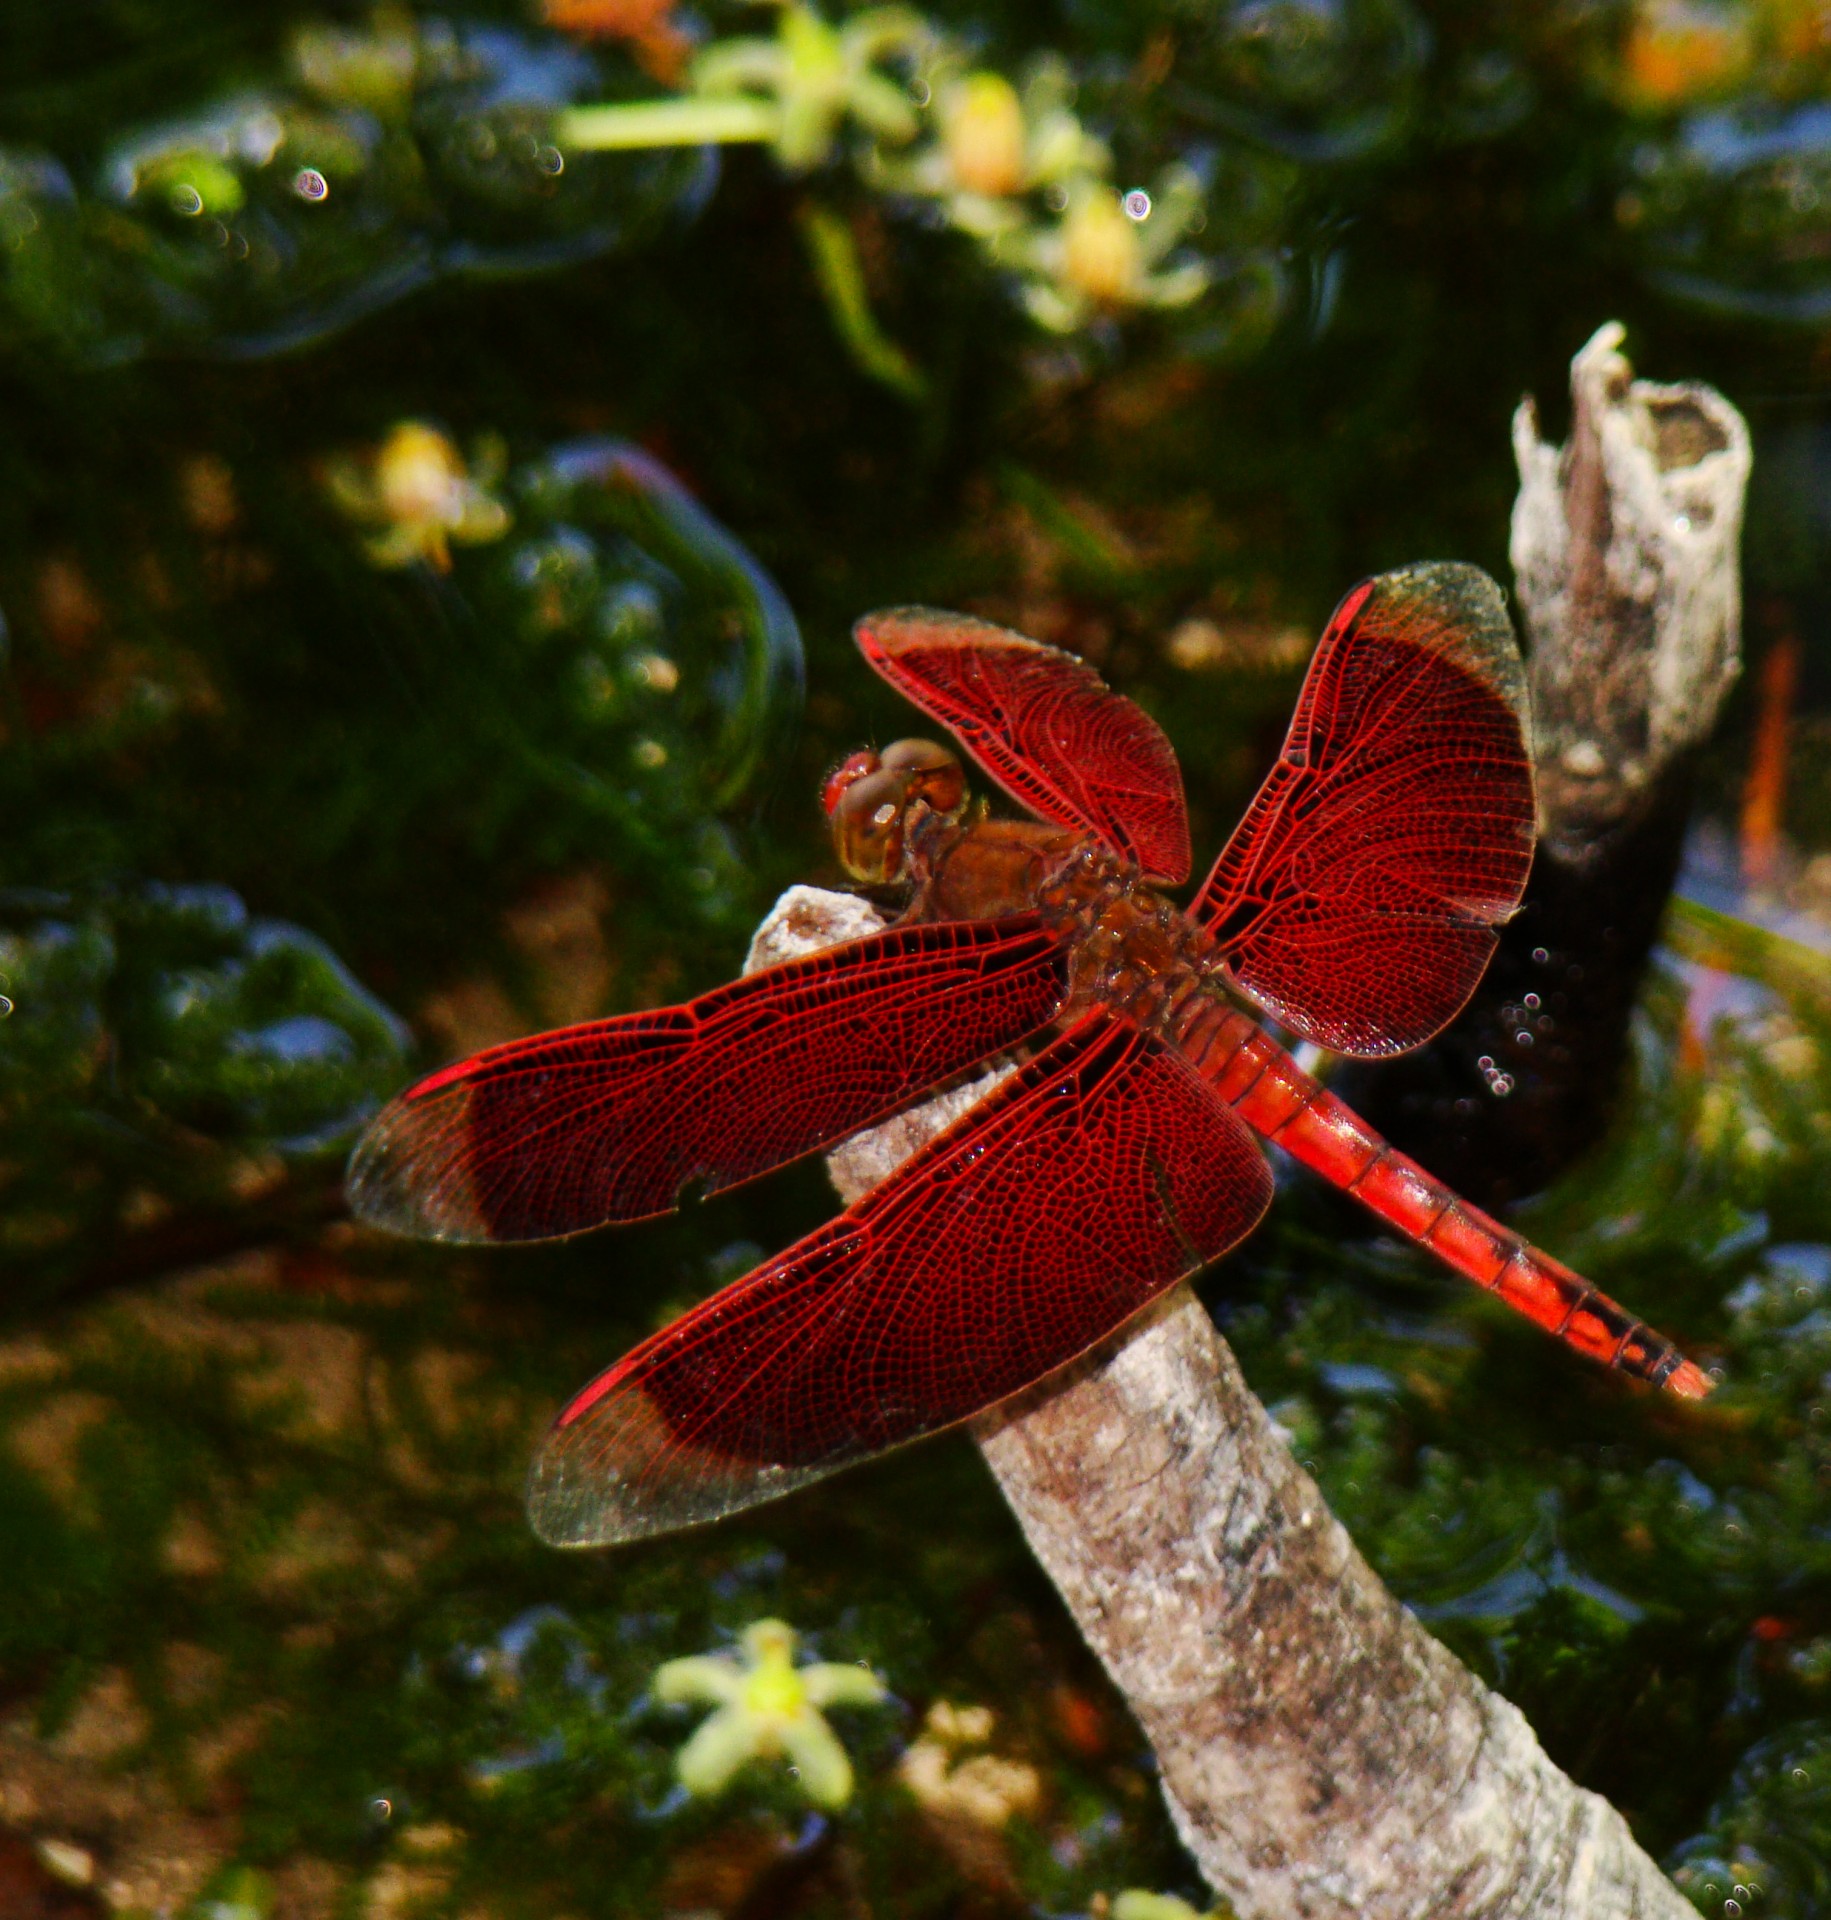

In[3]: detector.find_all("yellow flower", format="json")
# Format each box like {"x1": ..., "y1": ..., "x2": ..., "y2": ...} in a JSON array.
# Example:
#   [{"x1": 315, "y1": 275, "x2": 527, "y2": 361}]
[
  {"x1": 654, "y1": 1618, "x2": 889, "y2": 1809},
  {"x1": 1060, "y1": 185, "x2": 1141, "y2": 305},
  {"x1": 871, "y1": 59, "x2": 1107, "y2": 240},
  {"x1": 941, "y1": 73, "x2": 1027, "y2": 199},
  {"x1": 1015, "y1": 170, "x2": 1209, "y2": 332},
  {"x1": 325, "y1": 421, "x2": 511, "y2": 572},
  {"x1": 1617, "y1": 0, "x2": 1752, "y2": 109}
]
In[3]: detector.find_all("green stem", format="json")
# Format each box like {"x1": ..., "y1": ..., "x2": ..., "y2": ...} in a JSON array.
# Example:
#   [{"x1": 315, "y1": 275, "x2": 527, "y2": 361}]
[
  {"x1": 557, "y1": 96, "x2": 781, "y2": 152},
  {"x1": 796, "y1": 202, "x2": 926, "y2": 403},
  {"x1": 1667, "y1": 894, "x2": 1831, "y2": 998}
]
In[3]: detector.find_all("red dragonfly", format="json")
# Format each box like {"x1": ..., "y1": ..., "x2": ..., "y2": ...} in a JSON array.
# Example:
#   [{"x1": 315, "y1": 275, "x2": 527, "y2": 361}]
[{"x1": 349, "y1": 561, "x2": 1711, "y2": 1547}]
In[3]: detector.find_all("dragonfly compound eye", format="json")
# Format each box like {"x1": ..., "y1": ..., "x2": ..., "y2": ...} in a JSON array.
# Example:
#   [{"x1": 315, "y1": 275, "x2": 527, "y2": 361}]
[
  {"x1": 832, "y1": 766, "x2": 911, "y2": 882},
  {"x1": 878, "y1": 737, "x2": 966, "y2": 817},
  {"x1": 821, "y1": 748, "x2": 881, "y2": 819}
]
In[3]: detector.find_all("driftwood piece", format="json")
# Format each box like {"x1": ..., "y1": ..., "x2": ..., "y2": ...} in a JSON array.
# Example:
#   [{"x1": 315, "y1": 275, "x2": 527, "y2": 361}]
[
  {"x1": 1341, "y1": 325, "x2": 1753, "y2": 1204},
  {"x1": 745, "y1": 887, "x2": 1694, "y2": 1920},
  {"x1": 1512, "y1": 319, "x2": 1750, "y2": 861}
]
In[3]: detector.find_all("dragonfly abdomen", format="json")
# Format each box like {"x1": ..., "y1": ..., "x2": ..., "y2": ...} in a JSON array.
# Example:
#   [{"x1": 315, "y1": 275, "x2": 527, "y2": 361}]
[{"x1": 1177, "y1": 1012, "x2": 1710, "y2": 1398}]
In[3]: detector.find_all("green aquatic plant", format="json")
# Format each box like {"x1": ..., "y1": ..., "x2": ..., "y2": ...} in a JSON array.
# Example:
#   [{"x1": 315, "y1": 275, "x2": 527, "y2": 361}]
[
  {"x1": 559, "y1": 0, "x2": 934, "y2": 172},
  {"x1": 0, "y1": 10, "x2": 714, "y2": 362},
  {"x1": 558, "y1": 0, "x2": 1226, "y2": 369},
  {"x1": 0, "y1": 882, "x2": 408, "y2": 1299},
  {"x1": 653, "y1": 1616, "x2": 889, "y2": 1807}
]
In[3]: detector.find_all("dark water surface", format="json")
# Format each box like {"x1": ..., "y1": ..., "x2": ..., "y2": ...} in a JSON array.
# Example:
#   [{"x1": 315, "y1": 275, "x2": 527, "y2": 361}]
[{"x1": 2, "y1": 2, "x2": 1830, "y2": 1915}]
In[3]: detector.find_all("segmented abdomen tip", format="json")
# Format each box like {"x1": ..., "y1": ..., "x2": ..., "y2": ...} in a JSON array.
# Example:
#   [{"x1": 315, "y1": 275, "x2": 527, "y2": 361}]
[{"x1": 1665, "y1": 1358, "x2": 1715, "y2": 1400}]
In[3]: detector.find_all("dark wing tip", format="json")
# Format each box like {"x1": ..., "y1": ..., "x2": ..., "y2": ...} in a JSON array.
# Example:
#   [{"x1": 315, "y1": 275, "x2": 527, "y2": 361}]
[
  {"x1": 1362, "y1": 561, "x2": 1529, "y2": 739},
  {"x1": 526, "y1": 1375, "x2": 828, "y2": 1547},
  {"x1": 858, "y1": 606, "x2": 1010, "y2": 655}
]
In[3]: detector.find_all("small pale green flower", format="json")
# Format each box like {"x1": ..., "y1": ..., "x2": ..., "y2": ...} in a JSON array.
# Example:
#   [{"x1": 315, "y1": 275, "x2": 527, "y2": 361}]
[
  {"x1": 654, "y1": 1617, "x2": 888, "y2": 1809},
  {"x1": 561, "y1": 1, "x2": 933, "y2": 173},
  {"x1": 692, "y1": 1, "x2": 933, "y2": 171},
  {"x1": 1112, "y1": 1893, "x2": 1219, "y2": 1920},
  {"x1": 195, "y1": 1865, "x2": 278, "y2": 1920},
  {"x1": 1012, "y1": 167, "x2": 1210, "y2": 333},
  {"x1": 325, "y1": 420, "x2": 511, "y2": 572}
]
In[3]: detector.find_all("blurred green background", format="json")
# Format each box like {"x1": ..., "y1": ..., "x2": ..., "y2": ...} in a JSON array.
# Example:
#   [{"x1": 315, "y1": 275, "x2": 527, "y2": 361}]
[{"x1": 2, "y1": 1, "x2": 1830, "y2": 1915}]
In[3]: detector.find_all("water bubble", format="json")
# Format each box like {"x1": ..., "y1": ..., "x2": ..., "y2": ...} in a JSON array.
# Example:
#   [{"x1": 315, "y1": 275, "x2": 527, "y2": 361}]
[
  {"x1": 169, "y1": 183, "x2": 204, "y2": 217},
  {"x1": 1477, "y1": 1055, "x2": 1494, "y2": 1071},
  {"x1": 787, "y1": 1766, "x2": 800, "y2": 1778},
  {"x1": 292, "y1": 167, "x2": 329, "y2": 202},
  {"x1": 633, "y1": 738, "x2": 668, "y2": 770},
  {"x1": 1516, "y1": 1030, "x2": 1533, "y2": 1047},
  {"x1": 1045, "y1": 183, "x2": 1070, "y2": 211},
  {"x1": 1523, "y1": 992, "x2": 1540, "y2": 1010},
  {"x1": 1123, "y1": 188, "x2": 1152, "y2": 221},
  {"x1": 369, "y1": 1796, "x2": 393, "y2": 1822},
  {"x1": 0, "y1": 995, "x2": 12, "y2": 1017},
  {"x1": 1725, "y1": 1901, "x2": 1742, "y2": 1916},
  {"x1": 535, "y1": 145, "x2": 564, "y2": 176},
  {"x1": 1531, "y1": 946, "x2": 1549, "y2": 964},
  {"x1": 1794, "y1": 1766, "x2": 1811, "y2": 1782},
  {"x1": 1675, "y1": 514, "x2": 1692, "y2": 533},
  {"x1": 911, "y1": 78, "x2": 931, "y2": 107}
]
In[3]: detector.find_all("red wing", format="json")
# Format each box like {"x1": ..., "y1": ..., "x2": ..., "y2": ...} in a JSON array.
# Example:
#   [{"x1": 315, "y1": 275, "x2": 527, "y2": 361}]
[
  {"x1": 346, "y1": 916, "x2": 1066, "y2": 1243},
  {"x1": 528, "y1": 1012, "x2": 1272, "y2": 1545},
  {"x1": 855, "y1": 608, "x2": 1191, "y2": 883},
  {"x1": 1192, "y1": 562, "x2": 1536, "y2": 1058}
]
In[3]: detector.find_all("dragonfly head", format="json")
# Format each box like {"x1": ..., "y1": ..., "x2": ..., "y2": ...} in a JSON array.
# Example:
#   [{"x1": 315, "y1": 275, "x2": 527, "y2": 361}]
[{"x1": 823, "y1": 737, "x2": 967, "y2": 882}]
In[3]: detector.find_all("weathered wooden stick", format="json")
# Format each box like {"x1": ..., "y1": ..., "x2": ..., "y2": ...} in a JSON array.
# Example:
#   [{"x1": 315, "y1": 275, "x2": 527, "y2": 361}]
[
  {"x1": 745, "y1": 888, "x2": 1695, "y2": 1920},
  {"x1": 1332, "y1": 324, "x2": 1753, "y2": 1204},
  {"x1": 1513, "y1": 319, "x2": 1750, "y2": 861}
]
